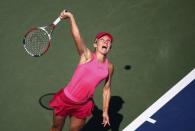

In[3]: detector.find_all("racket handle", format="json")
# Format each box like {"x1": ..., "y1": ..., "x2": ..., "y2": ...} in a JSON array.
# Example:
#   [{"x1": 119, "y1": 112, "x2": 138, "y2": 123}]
[{"x1": 53, "y1": 17, "x2": 61, "y2": 26}]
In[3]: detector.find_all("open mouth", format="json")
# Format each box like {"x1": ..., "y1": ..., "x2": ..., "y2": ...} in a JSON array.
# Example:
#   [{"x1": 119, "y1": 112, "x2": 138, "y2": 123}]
[{"x1": 102, "y1": 46, "x2": 108, "y2": 49}]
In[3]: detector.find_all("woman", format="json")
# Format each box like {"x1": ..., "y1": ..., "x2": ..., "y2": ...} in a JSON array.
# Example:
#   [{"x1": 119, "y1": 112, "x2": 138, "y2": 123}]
[{"x1": 49, "y1": 10, "x2": 114, "y2": 131}]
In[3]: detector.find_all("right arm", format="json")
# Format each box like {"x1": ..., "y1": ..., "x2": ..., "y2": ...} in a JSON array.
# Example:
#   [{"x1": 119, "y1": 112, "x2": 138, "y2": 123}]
[{"x1": 60, "y1": 10, "x2": 91, "y2": 61}]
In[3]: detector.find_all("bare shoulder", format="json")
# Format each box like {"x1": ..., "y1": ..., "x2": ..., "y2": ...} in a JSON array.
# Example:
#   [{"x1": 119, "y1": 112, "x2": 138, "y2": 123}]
[
  {"x1": 108, "y1": 61, "x2": 114, "y2": 73},
  {"x1": 79, "y1": 48, "x2": 93, "y2": 64}
]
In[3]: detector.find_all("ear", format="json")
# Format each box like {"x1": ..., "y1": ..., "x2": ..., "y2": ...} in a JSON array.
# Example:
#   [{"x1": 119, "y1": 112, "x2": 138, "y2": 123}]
[
  {"x1": 94, "y1": 38, "x2": 98, "y2": 43},
  {"x1": 93, "y1": 38, "x2": 98, "y2": 48},
  {"x1": 93, "y1": 43, "x2": 97, "y2": 48}
]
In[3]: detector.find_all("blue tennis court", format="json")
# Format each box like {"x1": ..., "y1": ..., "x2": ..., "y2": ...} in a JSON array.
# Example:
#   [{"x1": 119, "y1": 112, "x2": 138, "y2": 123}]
[{"x1": 123, "y1": 69, "x2": 195, "y2": 131}]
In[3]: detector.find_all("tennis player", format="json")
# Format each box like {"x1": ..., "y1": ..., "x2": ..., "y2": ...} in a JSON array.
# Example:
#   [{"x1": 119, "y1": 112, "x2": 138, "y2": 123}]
[{"x1": 49, "y1": 10, "x2": 114, "y2": 131}]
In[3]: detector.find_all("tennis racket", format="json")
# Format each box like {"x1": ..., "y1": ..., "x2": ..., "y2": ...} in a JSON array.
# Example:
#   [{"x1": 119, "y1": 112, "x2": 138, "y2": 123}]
[
  {"x1": 39, "y1": 93, "x2": 55, "y2": 110},
  {"x1": 23, "y1": 16, "x2": 61, "y2": 57}
]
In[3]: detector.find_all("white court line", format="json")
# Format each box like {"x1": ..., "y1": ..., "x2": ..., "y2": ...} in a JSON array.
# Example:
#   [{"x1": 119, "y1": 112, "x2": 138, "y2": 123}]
[
  {"x1": 146, "y1": 117, "x2": 156, "y2": 124},
  {"x1": 123, "y1": 68, "x2": 195, "y2": 131}
]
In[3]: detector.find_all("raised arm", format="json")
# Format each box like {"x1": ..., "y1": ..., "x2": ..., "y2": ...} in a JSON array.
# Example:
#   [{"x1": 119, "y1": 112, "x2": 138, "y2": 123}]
[{"x1": 60, "y1": 10, "x2": 91, "y2": 59}]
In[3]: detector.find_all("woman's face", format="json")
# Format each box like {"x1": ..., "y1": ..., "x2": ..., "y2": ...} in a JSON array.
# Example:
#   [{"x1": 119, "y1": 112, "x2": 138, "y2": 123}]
[{"x1": 94, "y1": 35, "x2": 112, "y2": 55}]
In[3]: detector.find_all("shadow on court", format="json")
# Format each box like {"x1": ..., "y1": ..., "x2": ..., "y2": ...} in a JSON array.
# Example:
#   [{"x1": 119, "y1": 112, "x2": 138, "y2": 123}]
[{"x1": 81, "y1": 96, "x2": 124, "y2": 131}]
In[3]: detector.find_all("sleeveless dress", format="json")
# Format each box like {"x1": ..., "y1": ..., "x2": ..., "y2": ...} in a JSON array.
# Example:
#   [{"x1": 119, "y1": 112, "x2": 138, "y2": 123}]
[
  {"x1": 49, "y1": 53, "x2": 109, "y2": 118},
  {"x1": 64, "y1": 53, "x2": 109, "y2": 103}
]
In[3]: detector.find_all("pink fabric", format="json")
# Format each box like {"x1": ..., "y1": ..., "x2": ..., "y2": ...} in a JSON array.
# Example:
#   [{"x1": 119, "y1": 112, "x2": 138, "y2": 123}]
[
  {"x1": 64, "y1": 53, "x2": 109, "y2": 103},
  {"x1": 49, "y1": 89, "x2": 94, "y2": 119}
]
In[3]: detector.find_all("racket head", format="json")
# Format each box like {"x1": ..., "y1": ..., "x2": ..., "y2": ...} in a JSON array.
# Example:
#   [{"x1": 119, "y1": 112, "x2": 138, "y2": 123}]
[
  {"x1": 39, "y1": 93, "x2": 54, "y2": 110},
  {"x1": 23, "y1": 27, "x2": 51, "y2": 57}
]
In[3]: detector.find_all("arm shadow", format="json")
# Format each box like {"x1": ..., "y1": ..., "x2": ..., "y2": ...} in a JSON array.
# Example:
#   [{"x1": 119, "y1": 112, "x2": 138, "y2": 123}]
[{"x1": 81, "y1": 96, "x2": 124, "y2": 131}]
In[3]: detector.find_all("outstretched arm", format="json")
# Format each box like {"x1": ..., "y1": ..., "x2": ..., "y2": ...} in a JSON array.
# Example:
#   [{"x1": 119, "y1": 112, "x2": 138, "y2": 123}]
[
  {"x1": 60, "y1": 10, "x2": 91, "y2": 59},
  {"x1": 102, "y1": 62, "x2": 114, "y2": 127}
]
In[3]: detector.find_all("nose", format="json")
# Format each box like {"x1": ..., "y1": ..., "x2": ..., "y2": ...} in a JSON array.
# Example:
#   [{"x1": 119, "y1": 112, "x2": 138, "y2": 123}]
[{"x1": 104, "y1": 41, "x2": 110, "y2": 46}]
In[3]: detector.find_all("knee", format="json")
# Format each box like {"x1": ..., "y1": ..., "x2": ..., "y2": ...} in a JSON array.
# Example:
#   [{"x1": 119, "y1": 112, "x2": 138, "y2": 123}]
[
  {"x1": 51, "y1": 125, "x2": 62, "y2": 131},
  {"x1": 69, "y1": 125, "x2": 83, "y2": 131}
]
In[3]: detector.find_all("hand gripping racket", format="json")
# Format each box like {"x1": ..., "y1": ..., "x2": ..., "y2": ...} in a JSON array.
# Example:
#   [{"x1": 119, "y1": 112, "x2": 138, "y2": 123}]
[{"x1": 23, "y1": 16, "x2": 61, "y2": 57}]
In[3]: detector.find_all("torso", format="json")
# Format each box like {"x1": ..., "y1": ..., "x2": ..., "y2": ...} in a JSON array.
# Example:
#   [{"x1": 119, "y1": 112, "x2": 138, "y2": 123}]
[{"x1": 64, "y1": 53, "x2": 109, "y2": 103}]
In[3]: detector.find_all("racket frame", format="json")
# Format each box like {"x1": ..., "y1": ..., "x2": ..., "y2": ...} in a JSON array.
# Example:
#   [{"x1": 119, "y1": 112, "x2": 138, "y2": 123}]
[
  {"x1": 23, "y1": 27, "x2": 51, "y2": 57},
  {"x1": 23, "y1": 17, "x2": 61, "y2": 57}
]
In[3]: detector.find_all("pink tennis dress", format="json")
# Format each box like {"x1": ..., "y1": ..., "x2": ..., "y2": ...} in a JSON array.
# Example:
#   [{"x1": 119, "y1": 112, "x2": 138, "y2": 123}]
[{"x1": 49, "y1": 53, "x2": 109, "y2": 118}]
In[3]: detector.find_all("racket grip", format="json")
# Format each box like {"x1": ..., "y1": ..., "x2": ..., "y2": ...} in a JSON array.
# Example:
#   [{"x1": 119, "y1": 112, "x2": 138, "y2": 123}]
[{"x1": 53, "y1": 17, "x2": 61, "y2": 26}]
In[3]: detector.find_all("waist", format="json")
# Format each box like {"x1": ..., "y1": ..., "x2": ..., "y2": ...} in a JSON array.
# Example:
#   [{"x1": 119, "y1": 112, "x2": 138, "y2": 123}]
[{"x1": 64, "y1": 88, "x2": 93, "y2": 104}]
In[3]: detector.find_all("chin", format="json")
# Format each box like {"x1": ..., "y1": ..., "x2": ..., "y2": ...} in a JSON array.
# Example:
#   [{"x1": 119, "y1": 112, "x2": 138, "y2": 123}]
[
  {"x1": 101, "y1": 51, "x2": 109, "y2": 56},
  {"x1": 98, "y1": 49, "x2": 109, "y2": 55}
]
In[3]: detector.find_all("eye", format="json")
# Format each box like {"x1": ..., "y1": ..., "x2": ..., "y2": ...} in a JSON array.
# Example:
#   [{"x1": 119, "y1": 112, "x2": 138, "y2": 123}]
[
  {"x1": 106, "y1": 40, "x2": 111, "y2": 44},
  {"x1": 99, "y1": 38, "x2": 105, "y2": 42}
]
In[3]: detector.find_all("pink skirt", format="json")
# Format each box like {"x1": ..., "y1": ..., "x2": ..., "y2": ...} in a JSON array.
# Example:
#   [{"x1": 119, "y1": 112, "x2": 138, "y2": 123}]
[{"x1": 49, "y1": 89, "x2": 94, "y2": 119}]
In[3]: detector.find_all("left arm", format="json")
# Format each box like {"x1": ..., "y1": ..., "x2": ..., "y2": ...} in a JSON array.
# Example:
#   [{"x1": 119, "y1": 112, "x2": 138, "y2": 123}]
[{"x1": 102, "y1": 62, "x2": 114, "y2": 127}]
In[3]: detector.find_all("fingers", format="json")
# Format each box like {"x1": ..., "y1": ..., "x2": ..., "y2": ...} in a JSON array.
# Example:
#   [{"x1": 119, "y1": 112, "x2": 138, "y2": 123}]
[
  {"x1": 60, "y1": 9, "x2": 71, "y2": 19},
  {"x1": 102, "y1": 116, "x2": 110, "y2": 127},
  {"x1": 102, "y1": 121, "x2": 110, "y2": 127}
]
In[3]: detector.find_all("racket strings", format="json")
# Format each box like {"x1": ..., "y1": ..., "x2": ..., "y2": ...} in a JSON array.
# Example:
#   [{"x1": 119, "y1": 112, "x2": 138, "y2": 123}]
[{"x1": 24, "y1": 29, "x2": 50, "y2": 56}]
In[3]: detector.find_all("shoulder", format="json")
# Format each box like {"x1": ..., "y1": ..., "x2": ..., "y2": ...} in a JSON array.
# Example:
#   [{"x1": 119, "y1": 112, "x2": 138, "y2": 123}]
[
  {"x1": 108, "y1": 61, "x2": 114, "y2": 74},
  {"x1": 79, "y1": 48, "x2": 93, "y2": 64},
  {"x1": 108, "y1": 61, "x2": 114, "y2": 68}
]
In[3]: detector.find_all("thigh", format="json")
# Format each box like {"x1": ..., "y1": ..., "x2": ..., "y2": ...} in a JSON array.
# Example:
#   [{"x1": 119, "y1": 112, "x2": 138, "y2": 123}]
[
  {"x1": 69, "y1": 116, "x2": 86, "y2": 131},
  {"x1": 73, "y1": 100, "x2": 94, "y2": 119},
  {"x1": 52, "y1": 112, "x2": 66, "y2": 130}
]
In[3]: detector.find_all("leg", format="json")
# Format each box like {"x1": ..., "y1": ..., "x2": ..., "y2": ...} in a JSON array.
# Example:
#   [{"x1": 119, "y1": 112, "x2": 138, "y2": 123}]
[
  {"x1": 50, "y1": 112, "x2": 66, "y2": 131},
  {"x1": 69, "y1": 116, "x2": 86, "y2": 131}
]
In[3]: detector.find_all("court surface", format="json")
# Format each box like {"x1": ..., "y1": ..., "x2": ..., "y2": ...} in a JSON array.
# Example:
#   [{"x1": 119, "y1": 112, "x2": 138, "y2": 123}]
[
  {"x1": 123, "y1": 69, "x2": 195, "y2": 131},
  {"x1": 0, "y1": 0, "x2": 195, "y2": 131}
]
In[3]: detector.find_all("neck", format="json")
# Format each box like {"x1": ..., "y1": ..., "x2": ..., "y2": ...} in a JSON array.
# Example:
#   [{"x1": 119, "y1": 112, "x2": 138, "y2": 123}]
[{"x1": 95, "y1": 51, "x2": 106, "y2": 63}]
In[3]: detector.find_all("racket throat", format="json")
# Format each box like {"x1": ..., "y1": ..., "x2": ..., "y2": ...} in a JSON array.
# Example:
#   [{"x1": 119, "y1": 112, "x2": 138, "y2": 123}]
[{"x1": 40, "y1": 26, "x2": 54, "y2": 39}]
